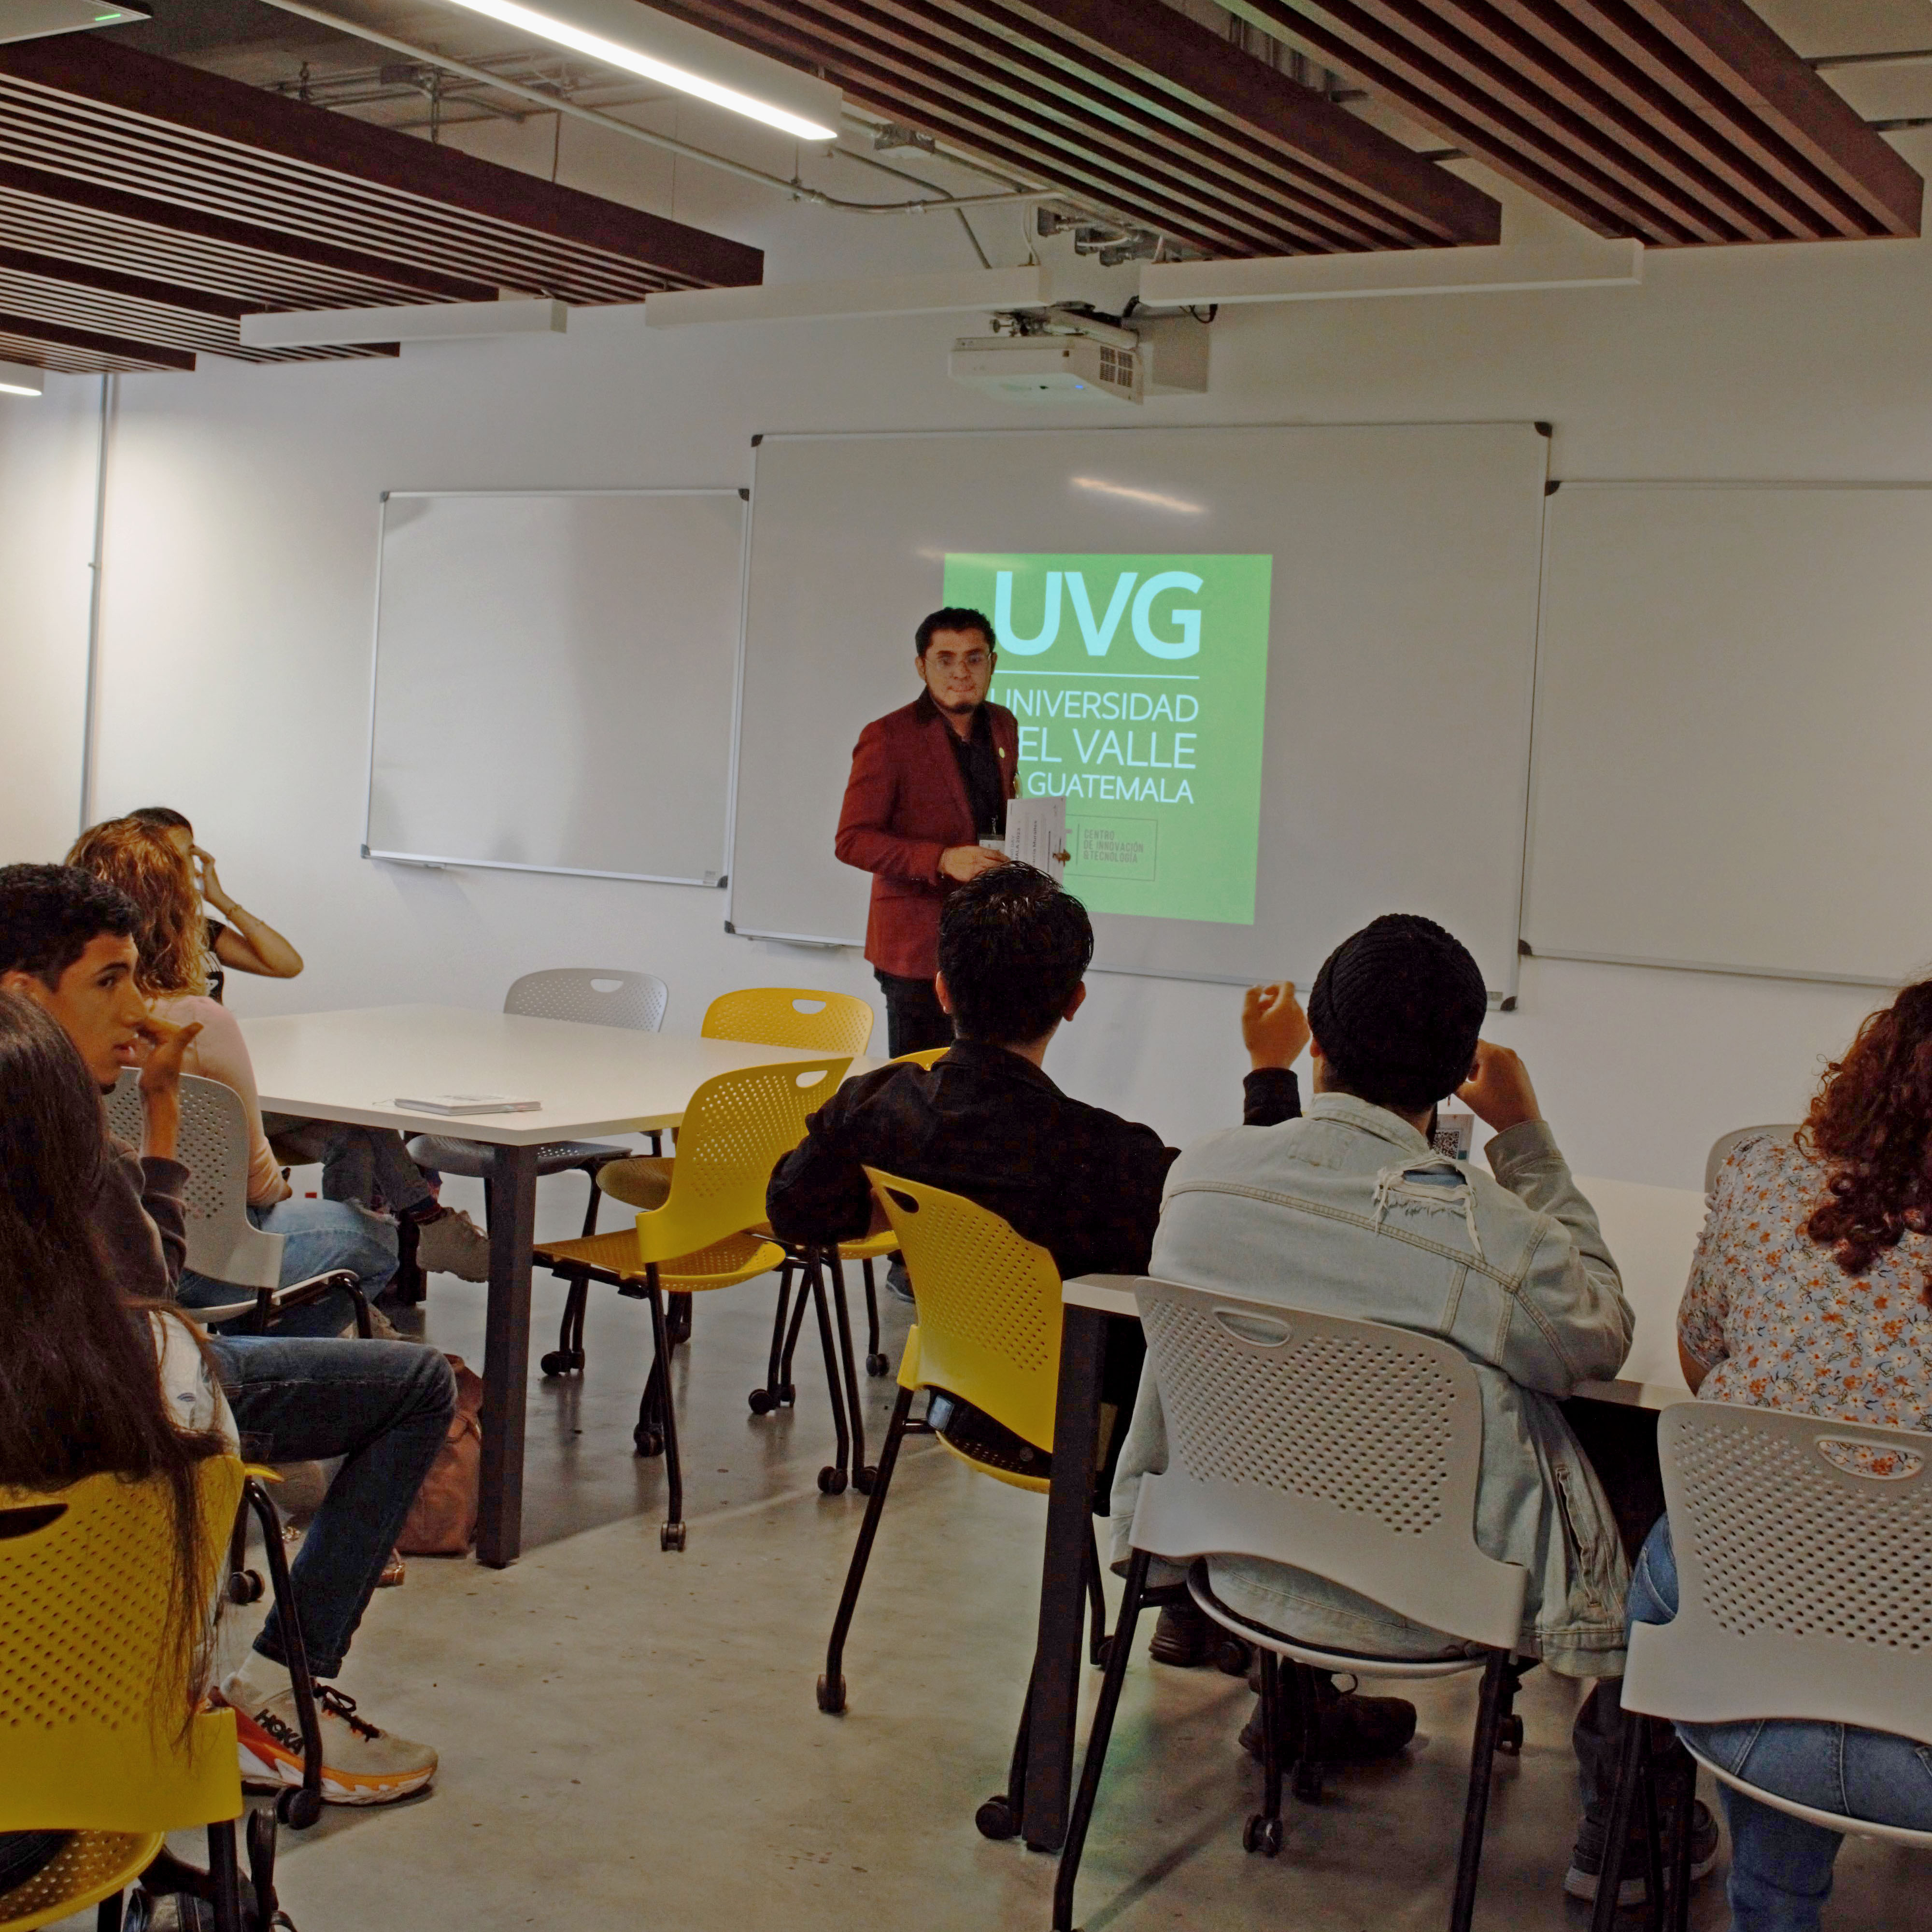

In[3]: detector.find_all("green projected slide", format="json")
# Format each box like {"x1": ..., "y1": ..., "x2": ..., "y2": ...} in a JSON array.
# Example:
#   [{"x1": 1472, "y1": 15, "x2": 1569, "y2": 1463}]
[{"x1": 943, "y1": 552, "x2": 1273, "y2": 926}]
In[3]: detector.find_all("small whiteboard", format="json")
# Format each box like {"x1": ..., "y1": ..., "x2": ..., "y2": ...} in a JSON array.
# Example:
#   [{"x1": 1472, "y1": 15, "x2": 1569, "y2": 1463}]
[
  {"x1": 365, "y1": 488, "x2": 744, "y2": 885},
  {"x1": 1525, "y1": 481, "x2": 1932, "y2": 986}
]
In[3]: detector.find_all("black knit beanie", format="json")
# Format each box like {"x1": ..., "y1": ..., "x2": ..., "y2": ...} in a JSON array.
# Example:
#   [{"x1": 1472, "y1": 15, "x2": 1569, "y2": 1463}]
[{"x1": 1307, "y1": 913, "x2": 1489, "y2": 1112}]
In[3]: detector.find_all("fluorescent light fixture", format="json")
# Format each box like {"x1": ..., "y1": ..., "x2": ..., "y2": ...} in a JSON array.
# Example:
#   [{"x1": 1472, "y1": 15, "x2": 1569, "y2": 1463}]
[
  {"x1": 426, "y1": 0, "x2": 841, "y2": 140},
  {"x1": 240, "y1": 296, "x2": 567, "y2": 349},
  {"x1": 0, "y1": 0, "x2": 150, "y2": 44},
  {"x1": 0, "y1": 357, "x2": 44, "y2": 397},
  {"x1": 646, "y1": 264, "x2": 1048, "y2": 327},
  {"x1": 1139, "y1": 237, "x2": 1644, "y2": 307}
]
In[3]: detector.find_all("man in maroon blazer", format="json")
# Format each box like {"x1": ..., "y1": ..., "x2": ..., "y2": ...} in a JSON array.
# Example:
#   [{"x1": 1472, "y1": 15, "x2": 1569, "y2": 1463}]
[{"x1": 835, "y1": 607, "x2": 1020, "y2": 1055}]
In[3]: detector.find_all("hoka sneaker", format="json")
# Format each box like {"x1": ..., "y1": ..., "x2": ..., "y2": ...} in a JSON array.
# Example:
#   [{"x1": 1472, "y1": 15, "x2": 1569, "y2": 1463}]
[
  {"x1": 413, "y1": 1207, "x2": 490, "y2": 1282},
  {"x1": 228, "y1": 1683, "x2": 437, "y2": 1806}
]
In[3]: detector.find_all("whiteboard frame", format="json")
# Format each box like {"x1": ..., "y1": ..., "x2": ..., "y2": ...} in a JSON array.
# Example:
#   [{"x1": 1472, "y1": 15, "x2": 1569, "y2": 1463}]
[
  {"x1": 1523, "y1": 477, "x2": 1932, "y2": 992},
  {"x1": 362, "y1": 485, "x2": 744, "y2": 889},
  {"x1": 725, "y1": 422, "x2": 1548, "y2": 996}
]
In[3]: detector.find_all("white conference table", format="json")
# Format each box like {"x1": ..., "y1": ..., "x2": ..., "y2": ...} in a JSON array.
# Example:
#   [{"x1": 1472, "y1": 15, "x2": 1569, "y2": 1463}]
[
  {"x1": 241, "y1": 1004, "x2": 859, "y2": 1566},
  {"x1": 1015, "y1": 1170, "x2": 1710, "y2": 1852}
]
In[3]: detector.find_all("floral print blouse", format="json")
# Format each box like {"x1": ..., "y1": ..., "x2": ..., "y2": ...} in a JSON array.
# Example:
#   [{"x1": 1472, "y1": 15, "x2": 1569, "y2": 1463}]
[{"x1": 1679, "y1": 1132, "x2": 1932, "y2": 1435}]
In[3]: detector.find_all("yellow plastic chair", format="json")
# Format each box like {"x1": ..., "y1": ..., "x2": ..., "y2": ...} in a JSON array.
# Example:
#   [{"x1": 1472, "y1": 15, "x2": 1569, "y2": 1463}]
[
  {"x1": 816, "y1": 1169, "x2": 1108, "y2": 1841},
  {"x1": 751, "y1": 1043, "x2": 952, "y2": 1423},
  {"x1": 533, "y1": 1056, "x2": 849, "y2": 1550},
  {"x1": 0, "y1": 1457, "x2": 247, "y2": 1932},
  {"x1": 551, "y1": 987, "x2": 877, "y2": 1380}
]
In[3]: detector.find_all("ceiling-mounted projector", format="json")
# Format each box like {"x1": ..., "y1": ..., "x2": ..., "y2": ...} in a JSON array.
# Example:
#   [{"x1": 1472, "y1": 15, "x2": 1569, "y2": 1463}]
[
  {"x1": 0, "y1": 0, "x2": 150, "y2": 43},
  {"x1": 949, "y1": 335, "x2": 1143, "y2": 406}
]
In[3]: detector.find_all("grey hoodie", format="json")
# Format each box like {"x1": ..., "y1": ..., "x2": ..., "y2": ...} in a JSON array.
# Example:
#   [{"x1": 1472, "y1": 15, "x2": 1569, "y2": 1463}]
[{"x1": 1109, "y1": 1093, "x2": 1635, "y2": 1677}]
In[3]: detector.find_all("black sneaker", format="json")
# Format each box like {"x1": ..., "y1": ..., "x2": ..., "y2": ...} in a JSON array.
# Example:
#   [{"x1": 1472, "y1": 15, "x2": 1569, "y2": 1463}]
[
  {"x1": 1564, "y1": 1799, "x2": 1720, "y2": 1906},
  {"x1": 1240, "y1": 1674, "x2": 1417, "y2": 1765},
  {"x1": 1147, "y1": 1603, "x2": 1212, "y2": 1668}
]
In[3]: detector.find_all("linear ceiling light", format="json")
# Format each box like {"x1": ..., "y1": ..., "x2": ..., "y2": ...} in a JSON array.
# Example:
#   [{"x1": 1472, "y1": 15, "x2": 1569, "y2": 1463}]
[
  {"x1": 0, "y1": 357, "x2": 43, "y2": 397},
  {"x1": 0, "y1": 0, "x2": 150, "y2": 45},
  {"x1": 424, "y1": 0, "x2": 841, "y2": 140},
  {"x1": 1139, "y1": 238, "x2": 1643, "y2": 307},
  {"x1": 239, "y1": 296, "x2": 567, "y2": 349}
]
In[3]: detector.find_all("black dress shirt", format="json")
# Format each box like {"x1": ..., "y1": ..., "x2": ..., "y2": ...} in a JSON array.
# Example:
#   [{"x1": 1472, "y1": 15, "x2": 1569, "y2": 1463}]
[{"x1": 915, "y1": 689, "x2": 1007, "y2": 840}]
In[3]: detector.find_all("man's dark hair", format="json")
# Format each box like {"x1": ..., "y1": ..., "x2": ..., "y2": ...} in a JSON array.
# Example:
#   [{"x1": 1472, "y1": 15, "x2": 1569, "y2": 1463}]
[
  {"x1": 938, "y1": 864, "x2": 1093, "y2": 1045},
  {"x1": 127, "y1": 806, "x2": 192, "y2": 833},
  {"x1": 915, "y1": 607, "x2": 996, "y2": 658},
  {"x1": 0, "y1": 863, "x2": 141, "y2": 991},
  {"x1": 1307, "y1": 912, "x2": 1489, "y2": 1113}
]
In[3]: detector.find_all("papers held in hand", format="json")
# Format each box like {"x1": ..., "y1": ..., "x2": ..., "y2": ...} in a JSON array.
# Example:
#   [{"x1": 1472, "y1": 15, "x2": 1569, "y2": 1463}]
[
  {"x1": 1005, "y1": 796, "x2": 1070, "y2": 883},
  {"x1": 395, "y1": 1094, "x2": 542, "y2": 1115}
]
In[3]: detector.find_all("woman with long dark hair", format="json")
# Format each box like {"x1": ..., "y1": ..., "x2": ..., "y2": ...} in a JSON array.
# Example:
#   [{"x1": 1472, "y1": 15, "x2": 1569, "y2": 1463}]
[
  {"x1": 0, "y1": 989, "x2": 236, "y2": 1893},
  {"x1": 1632, "y1": 980, "x2": 1932, "y2": 1932}
]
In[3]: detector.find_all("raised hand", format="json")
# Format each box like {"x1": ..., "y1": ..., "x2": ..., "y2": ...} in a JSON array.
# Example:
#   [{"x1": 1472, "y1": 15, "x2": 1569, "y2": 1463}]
[
  {"x1": 1457, "y1": 1041, "x2": 1542, "y2": 1133},
  {"x1": 1242, "y1": 980, "x2": 1310, "y2": 1070}
]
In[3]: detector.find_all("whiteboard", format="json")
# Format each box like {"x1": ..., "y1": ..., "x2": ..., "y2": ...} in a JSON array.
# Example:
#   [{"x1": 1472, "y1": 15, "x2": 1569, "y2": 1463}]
[
  {"x1": 365, "y1": 489, "x2": 743, "y2": 885},
  {"x1": 728, "y1": 425, "x2": 1549, "y2": 994},
  {"x1": 1525, "y1": 482, "x2": 1932, "y2": 987}
]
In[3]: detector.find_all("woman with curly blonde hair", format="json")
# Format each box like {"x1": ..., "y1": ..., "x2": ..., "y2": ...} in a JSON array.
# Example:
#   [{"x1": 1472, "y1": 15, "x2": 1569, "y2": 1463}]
[{"x1": 66, "y1": 821, "x2": 487, "y2": 1314}]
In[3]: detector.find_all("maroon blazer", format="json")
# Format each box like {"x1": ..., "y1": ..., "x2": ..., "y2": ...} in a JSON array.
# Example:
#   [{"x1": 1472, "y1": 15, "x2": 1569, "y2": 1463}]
[{"x1": 835, "y1": 694, "x2": 1020, "y2": 979}]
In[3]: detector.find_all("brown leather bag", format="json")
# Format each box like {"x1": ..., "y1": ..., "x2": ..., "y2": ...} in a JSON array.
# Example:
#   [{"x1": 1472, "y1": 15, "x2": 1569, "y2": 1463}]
[{"x1": 397, "y1": 1355, "x2": 483, "y2": 1555}]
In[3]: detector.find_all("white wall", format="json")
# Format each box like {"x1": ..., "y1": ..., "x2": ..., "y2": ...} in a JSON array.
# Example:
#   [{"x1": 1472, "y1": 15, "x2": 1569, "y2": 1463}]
[{"x1": 5, "y1": 123, "x2": 1929, "y2": 1192}]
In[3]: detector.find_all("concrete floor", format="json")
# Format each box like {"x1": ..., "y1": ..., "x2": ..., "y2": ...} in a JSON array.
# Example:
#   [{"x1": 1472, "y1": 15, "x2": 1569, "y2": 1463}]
[{"x1": 60, "y1": 1171, "x2": 1932, "y2": 1931}]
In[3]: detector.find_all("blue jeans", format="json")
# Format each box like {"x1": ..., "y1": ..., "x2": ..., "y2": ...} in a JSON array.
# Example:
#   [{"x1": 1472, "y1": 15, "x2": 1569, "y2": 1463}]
[
  {"x1": 208, "y1": 1334, "x2": 455, "y2": 1679},
  {"x1": 259, "y1": 1115, "x2": 434, "y2": 1215},
  {"x1": 1630, "y1": 1518, "x2": 1932, "y2": 1931},
  {"x1": 179, "y1": 1197, "x2": 399, "y2": 1337}
]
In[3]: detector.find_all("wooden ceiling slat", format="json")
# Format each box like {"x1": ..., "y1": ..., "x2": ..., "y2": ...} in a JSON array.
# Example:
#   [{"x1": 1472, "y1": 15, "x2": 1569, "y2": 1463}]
[
  {"x1": 0, "y1": 157, "x2": 497, "y2": 301},
  {"x1": 0, "y1": 328, "x2": 152, "y2": 374},
  {"x1": 1577, "y1": 0, "x2": 1921, "y2": 237},
  {"x1": 1224, "y1": 0, "x2": 1706, "y2": 240},
  {"x1": 0, "y1": 309, "x2": 193, "y2": 370},
  {"x1": 1336, "y1": 0, "x2": 1790, "y2": 238},
  {"x1": 971, "y1": 0, "x2": 1498, "y2": 241},
  {"x1": 0, "y1": 242, "x2": 249, "y2": 319},
  {"x1": 0, "y1": 37, "x2": 764, "y2": 292}
]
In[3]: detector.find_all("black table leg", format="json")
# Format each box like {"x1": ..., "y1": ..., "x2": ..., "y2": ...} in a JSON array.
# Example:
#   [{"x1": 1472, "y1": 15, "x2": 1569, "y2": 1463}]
[
  {"x1": 1021, "y1": 1303, "x2": 1108, "y2": 1852},
  {"x1": 477, "y1": 1142, "x2": 538, "y2": 1568}
]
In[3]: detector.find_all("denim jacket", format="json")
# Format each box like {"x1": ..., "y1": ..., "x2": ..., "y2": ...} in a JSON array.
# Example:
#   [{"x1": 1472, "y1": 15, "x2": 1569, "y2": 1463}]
[{"x1": 1109, "y1": 1094, "x2": 1635, "y2": 1678}]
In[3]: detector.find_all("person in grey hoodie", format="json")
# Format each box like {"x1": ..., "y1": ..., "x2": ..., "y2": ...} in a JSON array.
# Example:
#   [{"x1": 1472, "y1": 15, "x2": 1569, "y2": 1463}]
[{"x1": 1111, "y1": 913, "x2": 1714, "y2": 1905}]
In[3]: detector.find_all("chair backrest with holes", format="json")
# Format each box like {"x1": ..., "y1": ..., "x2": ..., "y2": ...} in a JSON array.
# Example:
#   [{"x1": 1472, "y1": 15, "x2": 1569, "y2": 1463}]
[
  {"x1": 0, "y1": 1458, "x2": 245, "y2": 1832},
  {"x1": 635, "y1": 1058, "x2": 849, "y2": 1264},
  {"x1": 107, "y1": 1072, "x2": 282, "y2": 1291},
  {"x1": 1623, "y1": 1400, "x2": 1932, "y2": 1741},
  {"x1": 505, "y1": 967, "x2": 668, "y2": 1034},
  {"x1": 1129, "y1": 1280, "x2": 1526, "y2": 1653},
  {"x1": 701, "y1": 987, "x2": 874, "y2": 1057},
  {"x1": 863, "y1": 1170, "x2": 1064, "y2": 1454},
  {"x1": 1704, "y1": 1123, "x2": 1801, "y2": 1196}
]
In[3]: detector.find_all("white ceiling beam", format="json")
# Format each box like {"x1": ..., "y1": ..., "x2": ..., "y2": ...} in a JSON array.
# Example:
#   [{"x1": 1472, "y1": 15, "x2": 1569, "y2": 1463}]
[
  {"x1": 1138, "y1": 237, "x2": 1643, "y2": 307},
  {"x1": 644, "y1": 264, "x2": 1050, "y2": 327},
  {"x1": 238, "y1": 296, "x2": 568, "y2": 349}
]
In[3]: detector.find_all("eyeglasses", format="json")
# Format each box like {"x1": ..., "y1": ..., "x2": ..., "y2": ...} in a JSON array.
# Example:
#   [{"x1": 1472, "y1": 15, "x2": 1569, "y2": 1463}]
[{"x1": 930, "y1": 651, "x2": 991, "y2": 672}]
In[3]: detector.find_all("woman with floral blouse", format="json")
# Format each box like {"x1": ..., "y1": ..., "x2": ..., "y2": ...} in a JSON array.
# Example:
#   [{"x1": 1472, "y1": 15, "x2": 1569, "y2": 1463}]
[{"x1": 1631, "y1": 980, "x2": 1932, "y2": 1932}]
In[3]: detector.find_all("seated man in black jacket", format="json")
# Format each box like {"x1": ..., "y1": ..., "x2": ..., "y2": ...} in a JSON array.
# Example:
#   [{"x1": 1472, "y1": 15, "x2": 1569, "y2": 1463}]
[{"x1": 768, "y1": 864, "x2": 1321, "y2": 1674}]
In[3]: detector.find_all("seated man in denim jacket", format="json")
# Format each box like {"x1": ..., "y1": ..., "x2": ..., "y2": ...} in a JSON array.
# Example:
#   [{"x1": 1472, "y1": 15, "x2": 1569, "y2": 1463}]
[{"x1": 1112, "y1": 913, "x2": 1713, "y2": 1903}]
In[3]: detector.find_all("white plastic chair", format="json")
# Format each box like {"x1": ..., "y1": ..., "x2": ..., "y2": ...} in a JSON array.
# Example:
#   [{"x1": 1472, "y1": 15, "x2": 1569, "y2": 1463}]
[
  {"x1": 107, "y1": 1071, "x2": 368, "y2": 1334},
  {"x1": 1595, "y1": 1400, "x2": 1932, "y2": 1930},
  {"x1": 1054, "y1": 1280, "x2": 1528, "y2": 1932},
  {"x1": 1703, "y1": 1123, "x2": 1799, "y2": 1196},
  {"x1": 402, "y1": 967, "x2": 669, "y2": 1351}
]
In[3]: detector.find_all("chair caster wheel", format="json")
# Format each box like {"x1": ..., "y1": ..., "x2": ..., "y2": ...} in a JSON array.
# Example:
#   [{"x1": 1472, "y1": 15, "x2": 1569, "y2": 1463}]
[
  {"x1": 777, "y1": 1382, "x2": 796, "y2": 1406},
  {"x1": 278, "y1": 1787, "x2": 323, "y2": 1830},
  {"x1": 853, "y1": 1465, "x2": 877, "y2": 1495},
  {"x1": 1215, "y1": 1636, "x2": 1254, "y2": 1677},
  {"x1": 747, "y1": 1388, "x2": 776, "y2": 1415},
  {"x1": 540, "y1": 1351, "x2": 567, "y2": 1377},
  {"x1": 1292, "y1": 1763, "x2": 1324, "y2": 1805},
  {"x1": 634, "y1": 1428, "x2": 665, "y2": 1458},
  {"x1": 816, "y1": 1673, "x2": 846, "y2": 1714},
  {"x1": 975, "y1": 1795, "x2": 1018, "y2": 1841},
  {"x1": 1242, "y1": 1813, "x2": 1283, "y2": 1857},
  {"x1": 226, "y1": 1568, "x2": 265, "y2": 1606},
  {"x1": 660, "y1": 1521, "x2": 687, "y2": 1552},
  {"x1": 1495, "y1": 1713, "x2": 1524, "y2": 1755},
  {"x1": 817, "y1": 1465, "x2": 847, "y2": 1495},
  {"x1": 866, "y1": 1352, "x2": 889, "y2": 1377}
]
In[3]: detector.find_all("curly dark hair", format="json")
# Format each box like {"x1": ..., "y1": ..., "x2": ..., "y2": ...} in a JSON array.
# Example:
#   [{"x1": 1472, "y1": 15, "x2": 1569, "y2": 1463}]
[{"x1": 1800, "y1": 979, "x2": 1932, "y2": 1298}]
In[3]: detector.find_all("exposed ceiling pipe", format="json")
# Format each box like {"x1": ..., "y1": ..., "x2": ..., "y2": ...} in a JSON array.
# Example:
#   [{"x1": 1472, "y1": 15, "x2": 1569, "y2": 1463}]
[{"x1": 253, "y1": 0, "x2": 1065, "y2": 214}]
